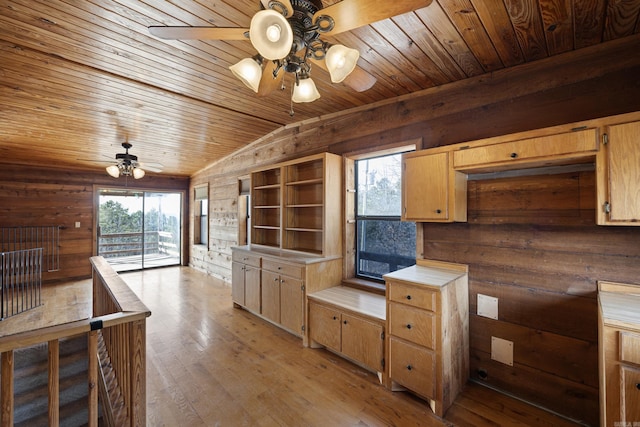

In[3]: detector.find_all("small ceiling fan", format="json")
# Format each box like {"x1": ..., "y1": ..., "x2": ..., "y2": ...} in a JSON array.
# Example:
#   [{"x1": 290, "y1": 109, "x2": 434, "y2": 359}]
[
  {"x1": 105, "y1": 142, "x2": 163, "y2": 179},
  {"x1": 149, "y1": 0, "x2": 432, "y2": 103}
]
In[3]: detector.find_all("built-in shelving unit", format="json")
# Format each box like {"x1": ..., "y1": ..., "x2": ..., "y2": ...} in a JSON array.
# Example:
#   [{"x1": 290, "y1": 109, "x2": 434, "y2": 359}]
[{"x1": 250, "y1": 153, "x2": 342, "y2": 257}]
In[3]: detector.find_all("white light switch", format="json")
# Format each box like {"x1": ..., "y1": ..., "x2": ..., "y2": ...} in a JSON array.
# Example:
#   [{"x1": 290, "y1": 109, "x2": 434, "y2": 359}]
[
  {"x1": 477, "y1": 294, "x2": 498, "y2": 320},
  {"x1": 75, "y1": 221, "x2": 81, "y2": 228},
  {"x1": 491, "y1": 337, "x2": 514, "y2": 366}
]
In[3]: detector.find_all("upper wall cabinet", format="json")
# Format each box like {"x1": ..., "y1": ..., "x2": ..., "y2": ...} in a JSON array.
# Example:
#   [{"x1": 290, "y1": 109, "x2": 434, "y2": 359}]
[
  {"x1": 251, "y1": 153, "x2": 343, "y2": 256},
  {"x1": 597, "y1": 120, "x2": 640, "y2": 226},
  {"x1": 452, "y1": 128, "x2": 599, "y2": 173},
  {"x1": 402, "y1": 151, "x2": 467, "y2": 222}
]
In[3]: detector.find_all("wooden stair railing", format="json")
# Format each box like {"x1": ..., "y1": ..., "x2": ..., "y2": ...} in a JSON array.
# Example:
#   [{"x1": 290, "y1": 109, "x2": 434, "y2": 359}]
[{"x1": 0, "y1": 256, "x2": 151, "y2": 427}]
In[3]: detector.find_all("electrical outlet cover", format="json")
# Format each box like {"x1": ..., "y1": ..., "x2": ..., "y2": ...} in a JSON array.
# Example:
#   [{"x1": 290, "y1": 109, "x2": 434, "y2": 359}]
[
  {"x1": 477, "y1": 294, "x2": 498, "y2": 320},
  {"x1": 491, "y1": 336, "x2": 514, "y2": 366}
]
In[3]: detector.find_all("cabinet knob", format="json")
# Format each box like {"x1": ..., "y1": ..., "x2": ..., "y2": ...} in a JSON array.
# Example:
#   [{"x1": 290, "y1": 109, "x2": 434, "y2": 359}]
[
  {"x1": 636, "y1": 383, "x2": 640, "y2": 390},
  {"x1": 274, "y1": 278, "x2": 279, "y2": 282},
  {"x1": 343, "y1": 320, "x2": 347, "y2": 325},
  {"x1": 406, "y1": 365, "x2": 413, "y2": 371},
  {"x1": 435, "y1": 209, "x2": 442, "y2": 214},
  {"x1": 281, "y1": 279, "x2": 285, "y2": 284},
  {"x1": 406, "y1": 324, "x2": 412, "y2": 329},
  {"x1": 510, "y1": 152, "x2": 518, "y2": 159},
  {"x1": 333, "y1": 316, "x2": 338, "y2": 320},
  {"x1": 406, "y1": 295, "x2": 412, "y2": 300},
  {"x1": 278, "y1": 266, "x2": 282, "y2": 270}
]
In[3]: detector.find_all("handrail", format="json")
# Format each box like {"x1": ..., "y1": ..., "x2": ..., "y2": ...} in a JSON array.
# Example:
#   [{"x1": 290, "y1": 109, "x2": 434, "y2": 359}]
[{"x1": 0, "y1": 256, "x2": 151, "y2": 427}]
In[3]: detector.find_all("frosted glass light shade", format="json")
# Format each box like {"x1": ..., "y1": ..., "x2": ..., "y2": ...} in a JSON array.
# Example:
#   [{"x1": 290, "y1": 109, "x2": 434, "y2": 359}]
[
  {"x1": 230, "y1": 58, "x2": 263, "y2": 93},
  {"x1": 325, "y1": 44, "x2": 359, "y2": 83},
  {"x1": 292, "y1": 77, "x2": 320, "y2": 103},
  {"x1": 249, "y1": 9, "x2": 293, "y2": 60},
  {"x1": 106, "y1": 165, "x2": 120, "y2": 178},
  {"x1": 133, "y1": 168, "x2": 145, "y2": 179}
]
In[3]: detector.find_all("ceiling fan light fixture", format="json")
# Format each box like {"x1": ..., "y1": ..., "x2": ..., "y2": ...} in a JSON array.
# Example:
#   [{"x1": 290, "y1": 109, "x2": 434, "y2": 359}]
[
  {"x1": 230, "y1": 57, "x2": 263, "y2": 92},
  {"x1": 106, "y1": 164, "x2": 120, "y2": 178},
  {"x1": 292, "y1": 76, "x2": 320, "y2": 103},
  {"x1": 249, "y1": 9, "x2": 293, "y2": 60},
  {"x1": 325, "y1": 44, "x2": 360, "y2": 83},
  {"x1": 132, "y1": 167, "x2": 146, "y2": 179}
]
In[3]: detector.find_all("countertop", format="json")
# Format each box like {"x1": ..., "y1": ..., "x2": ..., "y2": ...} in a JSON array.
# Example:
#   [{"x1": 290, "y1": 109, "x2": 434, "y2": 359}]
[{"x1": 383, "y1": 263, "x2": 467, "y2": 289}]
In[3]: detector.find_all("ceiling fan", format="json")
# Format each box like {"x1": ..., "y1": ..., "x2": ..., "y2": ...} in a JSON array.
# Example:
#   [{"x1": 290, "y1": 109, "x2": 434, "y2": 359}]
[
  {"x1": 105, "y1": 142, "x2": 163, "y2": 179},
  {"x1": 149, "y1": 0, "x2": 432, "y2": 104}
]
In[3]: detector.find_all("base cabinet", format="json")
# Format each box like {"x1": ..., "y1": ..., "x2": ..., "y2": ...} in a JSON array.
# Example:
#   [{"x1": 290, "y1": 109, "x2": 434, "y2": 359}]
[
  {"x1": 384, "y1": 259, "x2": 469, "y2": 417},
  {"x1": 598, "y1": 281, "x2": 640, "y2": 426},
  {"x1": 309, "y1": 299, "x2": 384, "y2": 373},
  {"x1": 231, "y1": 252, "x2": 261, "y2": 313}
]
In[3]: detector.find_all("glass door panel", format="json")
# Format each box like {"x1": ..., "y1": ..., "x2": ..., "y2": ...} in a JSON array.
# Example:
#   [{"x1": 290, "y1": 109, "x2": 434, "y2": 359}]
[
  {"x1": 98, "y1": 190, "x2": 144, "y2": 272},
  {"x1": 143, "y1": 192, "x2": 181, "y2": 268}
]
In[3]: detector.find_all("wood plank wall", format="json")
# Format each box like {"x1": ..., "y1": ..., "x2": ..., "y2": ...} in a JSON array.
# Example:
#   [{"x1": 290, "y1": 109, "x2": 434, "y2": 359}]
[
  {"x1": 189, "y1": 36, "x2": 640, "y2": 424},
  {"x1": 0, "y1": 165, "x2": 189, "y2": 282}
]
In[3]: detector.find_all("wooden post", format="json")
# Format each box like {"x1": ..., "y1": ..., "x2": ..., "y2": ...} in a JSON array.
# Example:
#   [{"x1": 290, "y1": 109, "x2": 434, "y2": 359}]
[
  {"x1": 1, "y1": 350, "x2": 14, "y2": 427},
  {"x1": 130, "y1": 320, "x2": 147, "y2": 427},
  {"x1": 48, "y1": 339, "x2": 60, "y2": 427},
  {"x1": 88, "y1": 331, "x2": 99, "y2": 427}
]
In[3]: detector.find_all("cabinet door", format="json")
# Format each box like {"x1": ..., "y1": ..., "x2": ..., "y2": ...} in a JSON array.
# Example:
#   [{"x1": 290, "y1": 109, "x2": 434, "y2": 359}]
[
  {"x1": 309, "y1": 302, "x2": 341, "y2": 352},
  {"x1": 231, "y1": 262, "x2": 245, "y2": 305},
  {"x1": 341, "y1": 313, "x2": 384, "y2": 372},
  {"x1": 261, "y1": 270, "x2": 280, "y2": 323},
  {"x1": 244, "y1": 266, "x2": 261, "y2": 313},
  {"x1": 603, "y1": 121, "x2": 640, "y2": 224},
  {"x1": 622, "y1": 365, "x2": 640, "y2": 423},
  {"x1": 280, "y1": 275, "x2": 304, "y2": 335},
  {"x1": 402, "y1": 152, "x2": 449, "y2": 221}
]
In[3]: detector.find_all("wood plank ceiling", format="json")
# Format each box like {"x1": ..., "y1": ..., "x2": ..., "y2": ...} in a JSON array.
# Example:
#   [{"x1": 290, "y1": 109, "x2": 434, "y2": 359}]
[{"x1": 1, "y1": 0, "x2": 639, "y2": 177}]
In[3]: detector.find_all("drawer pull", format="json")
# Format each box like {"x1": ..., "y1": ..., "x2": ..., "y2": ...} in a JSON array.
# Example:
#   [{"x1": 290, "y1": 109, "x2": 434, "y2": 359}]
[
  {"x1": 406, "y1": 295, "x2": 412, "y2": 300},
  {"x1": 406, "y1": 365, "x2": 413, "y2": 371},
  {"x1": 510, "y1": 152, "x2": 518, "y2": 159},
  {"x1": 436, "y1": 209, "x2": 442, "y2": 214},
  {"x1": 406, "y1": 324, "x2": 412, "y2": 329},
  {"x1": 637, "y1": 383, "x2": 640, "y2": 390},
  {"x1": 278, "y1": 266, "x2": 282, "y2": 270}
]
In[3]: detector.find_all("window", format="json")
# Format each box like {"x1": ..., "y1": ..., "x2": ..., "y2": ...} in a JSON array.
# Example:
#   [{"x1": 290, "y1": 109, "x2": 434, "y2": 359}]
[
  {"x1": 355, "y1": 153, "x2": 416, "y2": 281},
  {"x1": 194, "y1": 185, "x2": 208, "y2": 246}
]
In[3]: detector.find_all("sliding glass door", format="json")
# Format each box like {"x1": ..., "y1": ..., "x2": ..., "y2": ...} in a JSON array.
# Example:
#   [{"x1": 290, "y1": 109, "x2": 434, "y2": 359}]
[{"x1": 97, "y1": 189, "x2": 182, "y2": 272}]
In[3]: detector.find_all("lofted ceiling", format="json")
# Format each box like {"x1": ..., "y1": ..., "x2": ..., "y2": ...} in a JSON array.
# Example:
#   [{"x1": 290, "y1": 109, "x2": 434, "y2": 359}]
[{"x1": 1, "y1": 0, "x2": 639, "y2": 177}]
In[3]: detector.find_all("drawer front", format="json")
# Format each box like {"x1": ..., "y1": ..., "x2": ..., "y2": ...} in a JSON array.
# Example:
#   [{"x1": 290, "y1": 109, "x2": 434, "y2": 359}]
[
  {"x1": 389, "y1": 337, "x2": 435, "y2": 400},
  {"x1": 388, "y1": 281, "x2": 436, "y2": 312},
  {"x1": 389, "y1": 302, "x2": 435, "y2": 349},
  {"x1": 262, "y1": 258, "x2": 303, "y2": 278},
  {"x1": 232, "y1": 251, "x2": 261, "y2": 268},
  {"x1": 453, "y1": 128, "x2": 598, "y2": 170},
  {"x1": 620, "y1": 331, "x2": 640, "y2": 366}
]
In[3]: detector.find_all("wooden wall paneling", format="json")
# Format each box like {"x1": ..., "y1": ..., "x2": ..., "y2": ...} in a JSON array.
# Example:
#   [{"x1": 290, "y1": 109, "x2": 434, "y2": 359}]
[
  {"x1": 471, "y1": 315, "x2": 598, "y2": 387},
  {"x1": 469, "y1": 348, "x2": 599, "y2": 424}
]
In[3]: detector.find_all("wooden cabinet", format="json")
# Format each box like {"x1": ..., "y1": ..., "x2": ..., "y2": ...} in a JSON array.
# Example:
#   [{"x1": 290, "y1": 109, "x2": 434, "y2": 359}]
[
  {"x1": 597, "y1": 120, "x2": 640, "y2": 225},
  {"x1": 251, "y1": 152, "x2": 342, "y2": 256},
  {"x1": 598, "y1": 281, "x2": 640, "y2": 426},
  {"x1": 231, "y1": 251, "x2": 261, "y2": 313},
  {"x1": 452, "y1": 128, "x2": 598, "y2": 172},
  {"x1": 261, "y1": 259, "x2": 304, "y2": 336},
  {"x1": 402, "y1": 151, "x2": 467, "y2": 222},
  {"x1": 308, "y1": 286, "x2": 385, "y2": 374},
  {"x1": 384, "y1": 259, "x2": 468, "y2": 417}
]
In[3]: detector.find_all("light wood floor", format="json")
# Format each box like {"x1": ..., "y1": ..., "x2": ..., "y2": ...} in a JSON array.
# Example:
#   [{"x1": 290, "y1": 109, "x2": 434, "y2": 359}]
[{"x1": 119, "y1": 266, "x2": 584, "y2": 427}]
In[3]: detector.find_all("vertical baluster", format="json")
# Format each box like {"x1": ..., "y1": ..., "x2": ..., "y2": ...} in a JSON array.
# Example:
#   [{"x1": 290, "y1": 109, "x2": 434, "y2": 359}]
[
  {"x1": 88, "y1": 331, "x2": 99, "y2": 427},
  {"x1": 48, "y1": 339, "x2": 60, "y2": 427}
]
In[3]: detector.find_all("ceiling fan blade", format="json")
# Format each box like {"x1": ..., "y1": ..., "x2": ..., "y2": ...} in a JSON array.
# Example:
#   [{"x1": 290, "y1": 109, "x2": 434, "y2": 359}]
[
  {"x1": 138, "y1": 162, "x2": 164, "y2": 173},
  {"x1": 260, "y1": 0, "x2": 294, "y2": 17},
  {"x1": 257, "y1": 61, "x2": 283, "y2": 97},
  {"x1": 310, "y1": 58, "x2": 376, "y2": 92},
  {"x1": 313, "y1": 0, "x2": 433, "y2": 37},
  {"x1": 149, "y1": 26, "x2": 249, "y2": 40}
]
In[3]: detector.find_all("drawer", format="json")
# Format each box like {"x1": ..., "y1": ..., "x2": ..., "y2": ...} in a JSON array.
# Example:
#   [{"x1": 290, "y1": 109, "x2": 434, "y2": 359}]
[
  {"x1": 232, "y1": 251, "x2": 261, "y2": 268},
  {"x1": 262, "y1": 258, "x2": 303, "y2": 278},
  {"x1": 389, "y1": 302, "x2": 435, "y2": 349},
  {"x1": 453, "y1": 128, "x2": 598, "y2": 171},
  {"x1": 620, "y1": 331, "x2": 640, "y2": 365},
  {"x1": 388, "y1": 281, "x2": 436, "y2": 312},
  {"x1": 389, "y1": 337, "x2": 435, "y2": 400}
]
